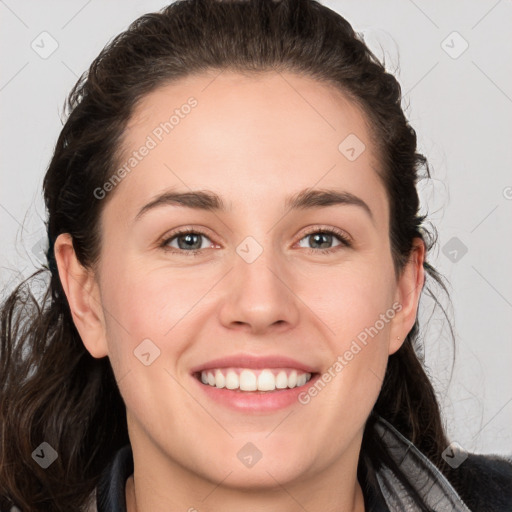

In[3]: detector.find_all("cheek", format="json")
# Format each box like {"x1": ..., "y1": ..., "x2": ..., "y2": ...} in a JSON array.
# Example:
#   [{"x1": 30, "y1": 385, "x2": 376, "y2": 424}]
[
  {"x1": 305, "y1": 263, "x2": 396, "y2": 398},
  {"x1": 309, "y1": 273, "x2": 394, "y2": 421},
  {"x1": 100, "y1": 258, "x2": 207, "y2": 337},
  {"x1": 99, "y1": 260, "x2": 222, "y2": 389},
  {"x1": 98, "y1": 267, "x2": 196, "y2": 418},
  {"x1": 306, "y1": 263, "x2": 396, "y2": 338}
]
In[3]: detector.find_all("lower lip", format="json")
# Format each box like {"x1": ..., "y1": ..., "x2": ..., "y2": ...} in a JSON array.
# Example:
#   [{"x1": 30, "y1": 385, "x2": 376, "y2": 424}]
[{"x1": 191, "y1": 373, "x2": 321, "y2": 413}]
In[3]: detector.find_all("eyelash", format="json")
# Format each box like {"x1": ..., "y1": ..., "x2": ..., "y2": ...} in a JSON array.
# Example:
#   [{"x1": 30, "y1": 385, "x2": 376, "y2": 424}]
[{"x1": 159, "y1": 226, "x2": 352, "y2": 257}]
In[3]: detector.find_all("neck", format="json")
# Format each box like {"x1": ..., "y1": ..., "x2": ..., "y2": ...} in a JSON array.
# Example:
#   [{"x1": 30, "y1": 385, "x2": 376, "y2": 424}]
[
  {"x1": 126, "y1": 475, "x2": 366, "y2": 512},
  {"x1": 124, "y1": 440, "x2": 367, "y2": 512}
]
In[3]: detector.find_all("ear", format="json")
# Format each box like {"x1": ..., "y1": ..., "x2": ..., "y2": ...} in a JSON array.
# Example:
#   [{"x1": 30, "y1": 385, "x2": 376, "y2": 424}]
[
  {"x1": 388, "y1": 237, "x2": 425, "y2": 355},
  {"x1": 54, "y1": 233, "x2": 109, "y2": 358}
]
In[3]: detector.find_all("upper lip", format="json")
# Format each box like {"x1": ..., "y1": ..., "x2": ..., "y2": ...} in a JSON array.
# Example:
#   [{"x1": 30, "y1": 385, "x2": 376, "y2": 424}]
[{"x1": 190, "y1": 354, "x2": 319, "y2": 374}]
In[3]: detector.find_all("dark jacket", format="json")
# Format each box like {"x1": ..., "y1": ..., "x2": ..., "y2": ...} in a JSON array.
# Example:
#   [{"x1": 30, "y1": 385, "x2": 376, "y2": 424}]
[{"x1": 95, "y1": 415, "x2": 512, "y2": 511}]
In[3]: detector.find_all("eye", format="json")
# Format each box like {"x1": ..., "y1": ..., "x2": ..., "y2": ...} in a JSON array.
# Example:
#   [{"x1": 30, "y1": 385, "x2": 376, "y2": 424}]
[
  {"x1": 159, "y1": 226, "x2": 352, "y2": 257},
  {"x1": 160, "y1": 228, "x2": 214, "y2": 256},
  {"x1": 296, "y1": 227, "x2": 352, "y2": 254}
]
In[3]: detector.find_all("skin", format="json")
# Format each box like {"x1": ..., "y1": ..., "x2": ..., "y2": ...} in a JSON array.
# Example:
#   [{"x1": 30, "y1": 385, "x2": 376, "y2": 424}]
[{"x1": 55, "y1": 70, "x2": 425, "y2": 512}]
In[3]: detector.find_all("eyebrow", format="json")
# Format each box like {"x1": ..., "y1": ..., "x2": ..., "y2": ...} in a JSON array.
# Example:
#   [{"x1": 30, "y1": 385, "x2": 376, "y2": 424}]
[{"x1": 135, "y1": 187, "x2": 374, "y2": 223}]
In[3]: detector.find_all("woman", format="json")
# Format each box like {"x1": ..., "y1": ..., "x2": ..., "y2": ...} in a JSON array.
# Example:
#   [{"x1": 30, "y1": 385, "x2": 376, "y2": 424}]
[{"x1": 1, "y1": 1, "x2": 511, "y2": 511}]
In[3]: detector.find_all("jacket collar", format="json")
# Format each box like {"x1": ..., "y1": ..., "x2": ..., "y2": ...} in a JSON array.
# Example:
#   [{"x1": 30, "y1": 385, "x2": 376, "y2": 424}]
[
  {"x1": 95, "y1": 415, "x2": 470, "y2": 511},
  {"x1": 372, "y1": 415, "x2": 471, "y2": 511}
]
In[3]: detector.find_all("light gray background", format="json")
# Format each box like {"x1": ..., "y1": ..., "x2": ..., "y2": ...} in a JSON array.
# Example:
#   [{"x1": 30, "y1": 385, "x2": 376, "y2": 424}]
[{"x1": 1, "y1": 1, "x2": 511, "y2": 455}]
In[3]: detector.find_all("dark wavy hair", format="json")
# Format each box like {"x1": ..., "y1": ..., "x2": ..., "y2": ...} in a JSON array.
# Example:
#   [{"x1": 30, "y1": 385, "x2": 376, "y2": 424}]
[{"x1": 1, "y1": 0, "x2": 460, "y2": 510}]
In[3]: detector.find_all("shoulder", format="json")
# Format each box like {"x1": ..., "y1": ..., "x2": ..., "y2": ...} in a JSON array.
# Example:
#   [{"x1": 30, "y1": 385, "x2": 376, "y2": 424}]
[{"x1": 445, "y1": 452, "x2": 512, "y2": 512}]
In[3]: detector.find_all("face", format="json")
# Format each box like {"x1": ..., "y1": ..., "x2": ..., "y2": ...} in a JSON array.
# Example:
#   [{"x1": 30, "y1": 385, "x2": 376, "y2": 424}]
[{"x1": 57, "y1": 70, "x2": 423, "y2": 493}]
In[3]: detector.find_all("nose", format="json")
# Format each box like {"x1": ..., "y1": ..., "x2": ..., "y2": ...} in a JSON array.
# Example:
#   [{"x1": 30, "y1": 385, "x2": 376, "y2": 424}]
[{"x1": 218, "y1": 240, "x2": 300, "y2": 335}]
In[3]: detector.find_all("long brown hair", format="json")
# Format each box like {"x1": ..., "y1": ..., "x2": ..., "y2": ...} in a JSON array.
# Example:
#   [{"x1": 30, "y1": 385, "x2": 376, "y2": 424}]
[{"x1": 1, "y1": 1, "x2": 457, "y2": 510}]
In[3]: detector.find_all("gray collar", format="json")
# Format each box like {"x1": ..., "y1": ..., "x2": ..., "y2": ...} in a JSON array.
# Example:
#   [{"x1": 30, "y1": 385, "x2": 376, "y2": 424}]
[
  {"x1": 373, "y1": 415, "x2": 471, "y2": 511},
  {"x1": 96, "y1": 416, "x2": 473, "y2": 512}
]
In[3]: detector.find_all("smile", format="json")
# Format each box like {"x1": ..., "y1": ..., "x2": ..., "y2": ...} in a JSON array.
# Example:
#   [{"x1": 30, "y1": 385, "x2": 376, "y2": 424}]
[{"x1": 196, "y1": 368, "x2": 313, "y2": 392}]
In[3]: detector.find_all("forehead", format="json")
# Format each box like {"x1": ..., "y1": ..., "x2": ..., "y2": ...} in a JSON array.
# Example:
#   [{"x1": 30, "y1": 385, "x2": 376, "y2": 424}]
[
  {"x1": 125, "y1": 70, "x2": 375, "y2": 155},
  {"x1": 111, "y1": 70, "x2": 387, "y2": 224}
]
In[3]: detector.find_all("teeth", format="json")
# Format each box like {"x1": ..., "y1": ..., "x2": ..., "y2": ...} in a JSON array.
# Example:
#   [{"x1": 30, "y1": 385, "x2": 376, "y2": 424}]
[
  {"x1": 199, "y1": 368, "x2": 313, "y2": 391},
  {"x1": 288, "y1": 370, "x2": 297, "y2": 388},
  {"x1": 257, "y1": 369, "x2": 276, "y2": 391},
  {"x1": 239, "y1": 369, "x2": 257, "y2": 391},
  {"x1": 214, "y1": 369, "x2": 225, "y2": 388},
  {"x1": 225, "y1": 370, "x2": 238, "y2": 390},
  {"x1": 275, "y1": 370, "x2": 288, "y2": 389}
]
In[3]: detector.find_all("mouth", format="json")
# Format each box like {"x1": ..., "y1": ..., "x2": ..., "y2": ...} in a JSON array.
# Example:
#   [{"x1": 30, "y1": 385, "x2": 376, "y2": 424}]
[
  {"x1": 193, "y1": 368, "x2": 317, "y2": 393},
  {"x1": 189, "y1": 354, "x2": 321, "y2": 411}
]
